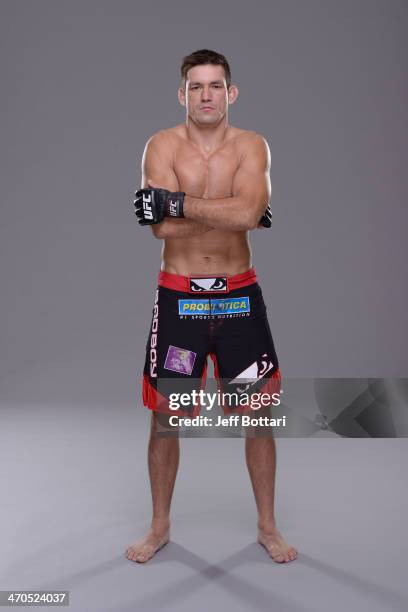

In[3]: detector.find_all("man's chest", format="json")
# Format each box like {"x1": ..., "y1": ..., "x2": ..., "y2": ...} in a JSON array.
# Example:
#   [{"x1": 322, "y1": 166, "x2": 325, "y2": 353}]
[{"x1": 173, "y1": 143, "x2": 241, "y2": 198}]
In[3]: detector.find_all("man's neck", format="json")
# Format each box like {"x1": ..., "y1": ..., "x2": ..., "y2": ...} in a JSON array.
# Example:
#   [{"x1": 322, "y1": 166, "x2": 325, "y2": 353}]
[{"x1": 185, "y1": 118, "x2": 230, "y2": 155}]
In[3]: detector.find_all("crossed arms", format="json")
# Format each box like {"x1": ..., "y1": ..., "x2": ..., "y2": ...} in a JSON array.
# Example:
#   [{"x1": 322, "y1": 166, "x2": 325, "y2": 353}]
[{"x1": 141, "y1": 131, "x2": 271, "y2": 239}]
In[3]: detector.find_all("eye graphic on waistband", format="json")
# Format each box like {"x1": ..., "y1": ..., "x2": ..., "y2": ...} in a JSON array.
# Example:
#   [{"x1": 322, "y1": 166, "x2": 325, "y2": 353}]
[
  {"x1": 189, "y1": 277, "x2": 227, "y2": 292},
  {"x1": 210, "y1": 278, "x2": 227, "y2": 290},
  {"x1": 190, "y1": 281, "x2": 205, "y2": 292}
]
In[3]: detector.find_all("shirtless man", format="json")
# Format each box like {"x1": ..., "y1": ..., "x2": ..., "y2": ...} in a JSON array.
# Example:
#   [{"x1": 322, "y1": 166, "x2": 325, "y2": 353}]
[{"x1": 127, "y1": 49, "x2": 298, "y2": 564}]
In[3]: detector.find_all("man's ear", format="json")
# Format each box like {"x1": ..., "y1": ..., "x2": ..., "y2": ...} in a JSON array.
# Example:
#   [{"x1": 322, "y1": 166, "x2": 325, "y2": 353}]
[
  {"x1": 228, "y1": 85, "x2": 239, "y2": 105},
  {"x1": 178, "y1": 86, "x2": 186, "y2": 107}
]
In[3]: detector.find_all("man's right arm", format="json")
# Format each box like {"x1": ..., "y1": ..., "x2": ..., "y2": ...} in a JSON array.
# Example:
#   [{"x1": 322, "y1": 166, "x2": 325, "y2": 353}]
[{"x1": 141, "y1": 132, "x2": 212, "y2": 239}]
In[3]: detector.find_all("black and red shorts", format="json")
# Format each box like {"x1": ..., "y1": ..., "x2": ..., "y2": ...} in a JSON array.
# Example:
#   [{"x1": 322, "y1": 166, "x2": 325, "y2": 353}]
[{"x1": 142, "y1": 268, "x2": 281, "y2": 416}]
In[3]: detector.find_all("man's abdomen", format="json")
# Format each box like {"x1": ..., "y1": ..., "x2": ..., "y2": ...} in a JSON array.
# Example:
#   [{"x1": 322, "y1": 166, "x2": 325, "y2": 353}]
[{"x1": 162, "y1": 229, "x2": 252, "y2": 276}]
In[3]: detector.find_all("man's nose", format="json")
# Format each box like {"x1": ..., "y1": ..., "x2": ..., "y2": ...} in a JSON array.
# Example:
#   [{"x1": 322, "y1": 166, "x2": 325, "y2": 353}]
[{"x1": 201, "y1": 87, "x2": 212, "y2": 101}]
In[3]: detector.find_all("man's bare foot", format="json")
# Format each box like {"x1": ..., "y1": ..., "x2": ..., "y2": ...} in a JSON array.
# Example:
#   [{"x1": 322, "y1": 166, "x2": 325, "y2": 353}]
[
  {"x1": 258, "y1": 525, "x2": 298, "y2": 563},
  {"x1": 126, "y1": 524, "x2": 170, "y2": 563}
]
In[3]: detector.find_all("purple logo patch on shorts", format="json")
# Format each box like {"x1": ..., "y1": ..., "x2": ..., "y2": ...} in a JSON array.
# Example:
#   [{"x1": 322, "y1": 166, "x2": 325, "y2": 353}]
[{"x1": 164, "y1": 345, "x2": 196, "y2": 375}]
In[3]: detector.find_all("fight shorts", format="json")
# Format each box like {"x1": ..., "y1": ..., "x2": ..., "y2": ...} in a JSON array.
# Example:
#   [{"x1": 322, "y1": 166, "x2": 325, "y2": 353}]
[{"x1": 142, "y1": 268, "x2": 281, "y2": 416}]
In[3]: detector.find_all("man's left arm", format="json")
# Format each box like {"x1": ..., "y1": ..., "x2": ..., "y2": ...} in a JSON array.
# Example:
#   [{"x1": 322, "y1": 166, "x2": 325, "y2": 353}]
[{"x1": 183, "y1": 134, "x2": 271, "y2": 231}]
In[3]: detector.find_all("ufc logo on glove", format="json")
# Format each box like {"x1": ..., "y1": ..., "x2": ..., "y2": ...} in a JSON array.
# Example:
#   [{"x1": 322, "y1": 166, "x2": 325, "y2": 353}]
[{"x1": 142, "y1": 193, "x2": 153, "y2": 220}]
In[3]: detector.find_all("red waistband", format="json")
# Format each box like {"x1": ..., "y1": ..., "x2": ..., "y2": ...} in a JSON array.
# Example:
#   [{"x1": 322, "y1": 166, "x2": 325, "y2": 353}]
[{"x1": 158, "y1": 268, "x2": 257, "y2": 293}]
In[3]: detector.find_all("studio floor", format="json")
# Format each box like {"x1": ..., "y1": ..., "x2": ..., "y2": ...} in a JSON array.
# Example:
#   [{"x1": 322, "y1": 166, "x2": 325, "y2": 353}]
[{"x1": 1, "y1": 402, "x2": 407, "y2": 612}]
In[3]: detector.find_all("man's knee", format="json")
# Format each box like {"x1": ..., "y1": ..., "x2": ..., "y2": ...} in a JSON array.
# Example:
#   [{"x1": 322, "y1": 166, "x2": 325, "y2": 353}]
[
  {"x1": 243, "y1": 405, "x2": 275, "y2": 438},
  {"x1": 150, "y1": 410, "x2": 180, "y2": 437}
]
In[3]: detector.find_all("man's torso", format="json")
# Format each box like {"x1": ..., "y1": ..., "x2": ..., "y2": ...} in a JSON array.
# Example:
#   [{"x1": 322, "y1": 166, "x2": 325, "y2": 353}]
[{"x1": 159, "y1": 124, "x2": 257, "y2": 275}]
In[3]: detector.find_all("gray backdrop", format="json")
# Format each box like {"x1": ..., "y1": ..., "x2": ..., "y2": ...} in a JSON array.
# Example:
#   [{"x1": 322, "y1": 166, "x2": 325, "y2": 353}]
[
  {"x1": 1, "y1": 0, "x2": 407, "y2": 405},
  {"x1": 1, "y1": 3, "x2": 408, "y2": 612}
]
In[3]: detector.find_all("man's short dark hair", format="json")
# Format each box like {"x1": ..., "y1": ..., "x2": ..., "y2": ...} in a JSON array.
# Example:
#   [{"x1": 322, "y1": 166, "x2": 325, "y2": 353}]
[{"x1": 180, "y1": 49, "x2": 231, "y2": 88}]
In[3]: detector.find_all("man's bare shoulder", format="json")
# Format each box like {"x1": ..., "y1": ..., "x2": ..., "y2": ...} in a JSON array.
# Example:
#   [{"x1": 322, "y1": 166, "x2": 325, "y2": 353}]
[
  {"x1": 226, "y1": 128, "x2": 270, "y2": 168},
  {"x1": 146, "y1": 125, "x2": 186, "y2": 149},
  {"x1": 233, "y1": 128, "x2": 269, "y2": 151},
  {"x1": 143, "y1": 127, "x2": 186, "y2": 164}
]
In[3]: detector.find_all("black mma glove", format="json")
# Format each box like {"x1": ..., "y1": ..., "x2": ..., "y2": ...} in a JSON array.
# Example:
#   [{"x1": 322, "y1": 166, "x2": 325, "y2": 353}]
[
  {"x1": 134, "y1": 188, "x2": 185, "y2": 225},
  {"x1": 258, "y1": 204, "x2": 272, "y2": 228}
]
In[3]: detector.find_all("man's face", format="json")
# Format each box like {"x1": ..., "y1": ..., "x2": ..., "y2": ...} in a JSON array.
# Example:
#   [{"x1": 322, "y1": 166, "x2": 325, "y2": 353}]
[{"x1": 179, "y1": 64, "x2": 236, "y2": 126}]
